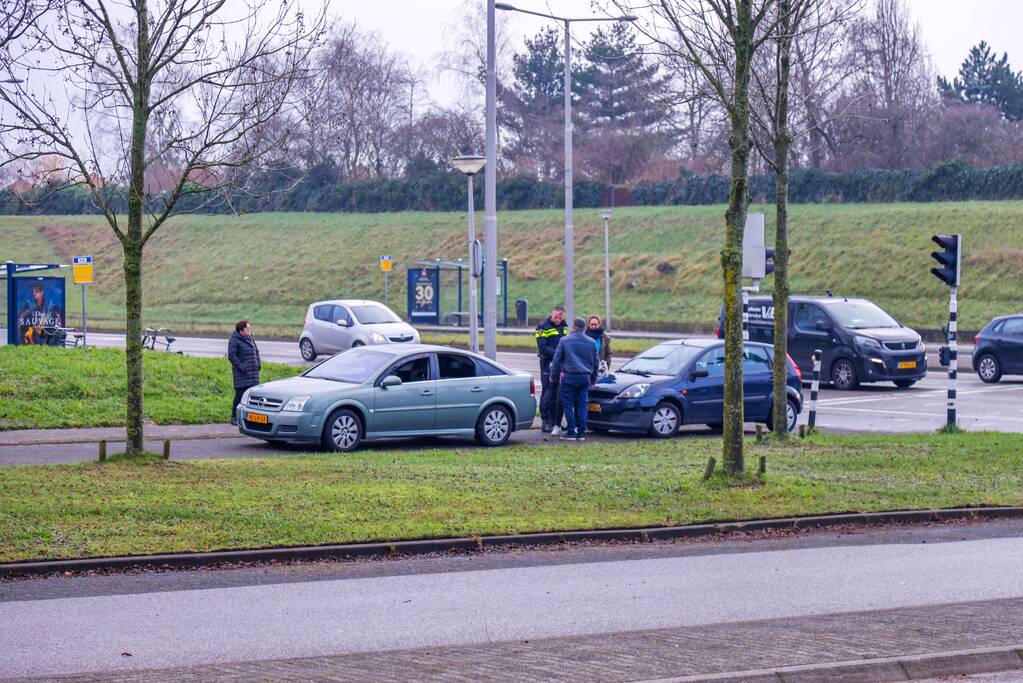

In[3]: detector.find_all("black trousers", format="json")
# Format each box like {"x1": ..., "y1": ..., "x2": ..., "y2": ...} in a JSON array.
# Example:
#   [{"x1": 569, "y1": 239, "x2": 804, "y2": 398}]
[
  {"x1": 231, "y1": 386, "x2": 250, "y2": 421},
  {"x1": 539, "y1": 358, "x2": 564, "y2": 426}
]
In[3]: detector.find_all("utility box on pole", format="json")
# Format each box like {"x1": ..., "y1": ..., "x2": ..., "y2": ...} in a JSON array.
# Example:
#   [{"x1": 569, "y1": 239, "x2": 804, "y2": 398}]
[{"x1": 742, "y1": 213, "x2": 767, "y2": 279}]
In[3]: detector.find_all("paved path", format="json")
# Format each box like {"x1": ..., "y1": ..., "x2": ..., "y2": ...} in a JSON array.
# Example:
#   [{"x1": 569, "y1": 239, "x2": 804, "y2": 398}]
[{"x1": 3, "y1": 521, "x2": 1023, "y2": 681}]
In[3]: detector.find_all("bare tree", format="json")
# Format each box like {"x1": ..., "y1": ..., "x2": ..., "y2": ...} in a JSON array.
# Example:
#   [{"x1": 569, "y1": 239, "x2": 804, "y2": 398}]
[
  {"x1": 749, "y1": 0, "x2": 862, "y2": 439},
  {"x1": 611, "y1": 0, "x2": 777, "y2": 476},
  {"x1": 0, "y1": 0, "x2": 326, "y2": 455}
]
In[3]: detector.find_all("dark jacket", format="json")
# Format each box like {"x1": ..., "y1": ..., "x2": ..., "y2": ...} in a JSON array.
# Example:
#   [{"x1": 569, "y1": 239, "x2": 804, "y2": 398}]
[
  {"x1": 228, "y1": 331, "x2": 261, "y2": 389},
  {"x1": 550, "y1": 331, "x2": 599, "y2": 384},
  {"x1": 535, "y1": 316, "x2": 568, "y2": 363},
  {"x1": 585, "y1": 327, "x2": 612, "y2": 364}
]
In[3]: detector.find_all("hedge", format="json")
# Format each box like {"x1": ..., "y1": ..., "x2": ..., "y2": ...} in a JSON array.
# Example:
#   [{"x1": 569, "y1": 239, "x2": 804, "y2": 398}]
[{"x1": 5, "y1": 161, "x2": 1023, "y2": 215}]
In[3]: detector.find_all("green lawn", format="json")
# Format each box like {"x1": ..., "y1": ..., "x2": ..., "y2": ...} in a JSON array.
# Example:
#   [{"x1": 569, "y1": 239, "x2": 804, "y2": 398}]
[
  {"x1": 0, "y1": 346, "x2": 299, "y2": 429},
  {"x1": 2, "y1": 433, "x2": 1022, "y2": 563},
  {"x1": 2, "y1": 202, "x2": 1020, "y2": 334}
]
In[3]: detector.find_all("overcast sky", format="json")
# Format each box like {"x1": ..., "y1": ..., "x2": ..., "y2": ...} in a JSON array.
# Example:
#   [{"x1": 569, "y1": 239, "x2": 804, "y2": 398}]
[{"x1": 347, "y1": 0, "x2": 1023, "y2": 108}]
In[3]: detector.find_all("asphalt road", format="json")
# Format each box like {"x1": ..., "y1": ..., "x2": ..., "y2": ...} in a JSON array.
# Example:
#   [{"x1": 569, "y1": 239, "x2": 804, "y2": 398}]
[{"x1": 3, "y1": 522, "x2": 1023, "y2": 678}]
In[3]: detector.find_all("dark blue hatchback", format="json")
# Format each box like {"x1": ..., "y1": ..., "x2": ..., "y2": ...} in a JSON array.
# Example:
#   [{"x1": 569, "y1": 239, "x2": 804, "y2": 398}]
[{"x1": 586, "y1": 339, "x2": 804, "y2": 437}]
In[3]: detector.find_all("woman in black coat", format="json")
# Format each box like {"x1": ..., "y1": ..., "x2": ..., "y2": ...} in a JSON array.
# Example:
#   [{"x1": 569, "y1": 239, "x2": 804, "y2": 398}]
[{"x1": 228, "y1": 319, "x2": 261, "y2": 425}]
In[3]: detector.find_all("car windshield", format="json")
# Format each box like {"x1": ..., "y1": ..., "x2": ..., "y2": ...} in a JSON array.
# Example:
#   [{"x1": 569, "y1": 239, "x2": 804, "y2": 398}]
[
  {"x1": 350, "y1": 304, "x2": 401, "y2": 325},
  {"x1": 618, "y1": 344, "x2": 704, "y2": 377},
  {"x1": 304, "y1": 348, "x2": 391, "y2": 384},
  {"x1": 822, "y1": 300, "x2": 900, "y2": 329}
]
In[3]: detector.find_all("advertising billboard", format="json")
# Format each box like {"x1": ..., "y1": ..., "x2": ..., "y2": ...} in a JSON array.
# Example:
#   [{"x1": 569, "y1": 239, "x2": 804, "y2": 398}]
[
  {"x1": 14, "y1": 276, "x2": 66, "y2": 346},
  {"x1": 407, "y1": 267, "x2": 440, "y2": 324}
]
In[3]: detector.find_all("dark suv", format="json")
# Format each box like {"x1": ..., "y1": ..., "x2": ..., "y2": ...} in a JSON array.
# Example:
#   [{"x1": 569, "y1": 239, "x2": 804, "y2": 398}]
[
  {"x1": 973, "y1": 314, "x2": 1023, "y2": 383},
  {"x1": 717, "y1": 295, "x2": 926, "y2": 390}
]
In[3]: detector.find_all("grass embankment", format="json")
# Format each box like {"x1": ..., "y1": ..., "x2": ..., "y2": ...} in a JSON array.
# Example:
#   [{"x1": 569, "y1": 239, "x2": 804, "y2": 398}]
[
  {"x1": 2, "y1": 202, "x2": 1021, "y2": 333},
  {"x1": 1, "y1": 433, "x2": 1021, "y2": 563},
  {"x1": 0, "y1": 346, "x2": 298, "y2": 430}
]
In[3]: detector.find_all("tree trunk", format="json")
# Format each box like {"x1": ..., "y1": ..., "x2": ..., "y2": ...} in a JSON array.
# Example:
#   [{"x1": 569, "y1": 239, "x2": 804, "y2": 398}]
[
  {"x1": 721, "y1": 0, "x2": 756, "y2": 476},
  {"x1": 124, "y1": 0, "x2": 151, "y2": 456},
  {"x1": 772, "y1": 0, "x2": 793, "y2": 439}
]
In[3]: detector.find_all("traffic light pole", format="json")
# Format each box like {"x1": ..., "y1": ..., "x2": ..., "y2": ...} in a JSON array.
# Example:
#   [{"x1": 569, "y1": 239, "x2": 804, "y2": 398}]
[{"x1": 946, "y1": 286, "x2": 958, "y2": 428}]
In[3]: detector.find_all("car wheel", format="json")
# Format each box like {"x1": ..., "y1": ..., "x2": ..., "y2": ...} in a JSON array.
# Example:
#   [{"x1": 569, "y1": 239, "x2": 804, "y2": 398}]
[
  {"x1": 648, "y1": 401, "x2": 681, "y2": 439},
  {"x1": 977, "y1": 354, "x2": 1002, "y2": 383},
  {"x1": 322, "y1": 408, "x2": 362, "y2": 452},
  {"x1": 767, "y1": 399, "x2": 799, "y2": 433},
  {"x1": 299, "y1": 338, "x2": 317, "y2": 361},
  {"x1": 893, "y1": 379, "x2": 916, "y2": 388},
  {"x1": 830, "y1": 358, "x2": 859, "y2": 390},
  {"x1": 476, "y1": 404, "x2": 512, "y2": 446},
  {"x1": 351, "y1": 340, "x2": 364, "y2": 348}
]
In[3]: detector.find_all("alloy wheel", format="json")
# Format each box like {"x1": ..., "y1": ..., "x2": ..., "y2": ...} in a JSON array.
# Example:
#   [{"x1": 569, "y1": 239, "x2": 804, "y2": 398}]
[
  {"x1": 483, "y1": 408, "x2": 509, "y2": 442},
  {"x1": 978, "y1": 355, "x2": 1000, "y2": 383},
  {"x1": 331, "y1": 414, "x2": 359, "y2": 450}
]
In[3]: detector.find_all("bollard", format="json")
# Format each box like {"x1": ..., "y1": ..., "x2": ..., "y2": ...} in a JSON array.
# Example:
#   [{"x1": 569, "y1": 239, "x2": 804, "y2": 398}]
[
  {"x1": 807, "y1": 349, "x2": 822, "y2": 433},
  {"x1": 758, "y1": 455, "x2": 766, "y2": 475},
  {"x1": 702, "y1": 456, "x2": 717, "y2": 481},
  {"x1": 755, "y1": 424, "x2": 763, "y2": 442},
  {"x1": 162, "y1": 439, "x2": 170, "y2": 460},
  {"x1": 99, "y1": 440, "x2": 107, "y2": 461},
  {"x1": 799, "y1": 424, "x2": 806, "y2": 438}
]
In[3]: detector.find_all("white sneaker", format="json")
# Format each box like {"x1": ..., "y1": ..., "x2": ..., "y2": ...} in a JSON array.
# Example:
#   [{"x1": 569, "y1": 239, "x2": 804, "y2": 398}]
[{"x1": 550, "y1": 426, "x2": 563, "y2": 436}]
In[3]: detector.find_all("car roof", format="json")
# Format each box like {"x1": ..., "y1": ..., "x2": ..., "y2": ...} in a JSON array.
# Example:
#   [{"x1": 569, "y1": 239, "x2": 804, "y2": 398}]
[
  {"x1": 745, "y1": 294, "x2": 870, "y2": 304},
  {"x1": 310, "y1": 299, "x2": 385, "y2": 307},
  {"x1": 649, "y1": 338, "x2": 769, "y2": 349}
]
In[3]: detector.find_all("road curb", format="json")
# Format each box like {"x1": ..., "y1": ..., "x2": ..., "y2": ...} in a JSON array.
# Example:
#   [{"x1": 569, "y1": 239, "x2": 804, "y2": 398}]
[
  {"x1": 649, "y1": 644, "x2": 1023, "y2": 682},
  {"x1": 3, "y1": 505, "x2": 1022, "y2": 579}
]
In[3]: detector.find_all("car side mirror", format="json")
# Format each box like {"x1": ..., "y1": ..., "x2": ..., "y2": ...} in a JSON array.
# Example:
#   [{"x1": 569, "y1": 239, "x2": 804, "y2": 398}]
[
  {"x1": 690, "y1": 368, "x2": 709, "y2": 380},
  {"x1": 814, "y1": 320, "x2": 832, "y2": 332},
  {"x1": 336, "y1": 319, "x2": 350, "y2": 327},
  {"x1": 381, "y1": 375, "x2": 402, "y2": 388}
]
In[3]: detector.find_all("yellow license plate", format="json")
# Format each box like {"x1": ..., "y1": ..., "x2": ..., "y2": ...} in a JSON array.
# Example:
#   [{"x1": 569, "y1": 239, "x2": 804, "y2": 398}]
[
  {"x1": 588, "y1": 402, "x2": 601, "y2": 413},
  {"x1": 898, "y1": 361, "x2": 916, "y2": 369},
  {"x1": 246, "y1": 412, "x2": 269, "y2": 424}
]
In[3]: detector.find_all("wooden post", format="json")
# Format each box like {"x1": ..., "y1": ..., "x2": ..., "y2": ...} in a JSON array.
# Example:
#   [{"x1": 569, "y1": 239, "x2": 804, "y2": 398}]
[
  {"x1": 758, "y1": 455, "x2": 766, "y2": 475},
  {"x1": 755, "y1": 424, "x2": 763, "y2": 442},
  {"x1": 799, "y1": 424, "x2": 806, "y2": 438},
  {"x1": 702, "y1": 456, "x2": 717, "y2": 481},
  {"x1": 162, "y1": 439, "x2": 170, "y2": 460},
  {"x1": 99, "y1": 440, "x2": 106, "y2": 461}
]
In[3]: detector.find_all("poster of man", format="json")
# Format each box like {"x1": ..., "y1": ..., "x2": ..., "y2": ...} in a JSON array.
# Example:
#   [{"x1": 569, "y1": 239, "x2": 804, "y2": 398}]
[{"x1": 15, "y1": 277, "x2": 66, "y2": 346}]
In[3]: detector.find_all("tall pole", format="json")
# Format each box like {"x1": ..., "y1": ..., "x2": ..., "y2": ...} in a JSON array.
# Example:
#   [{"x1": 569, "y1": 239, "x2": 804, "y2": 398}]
[
  {"x1": 483, "y1": 0, "x2": 498, "y2": 360},
  {"x1": 602, "y1": 213, "x2": 611, "y2": 331},
  {"x1": 946, "y1": 286, "x2": 958, "y2": 428},
  {"x1": 563, "y1": 19, "x2": 574, "y2": 322},
  {"x1": 467, "y1": 174, "x2": 479, "y2": 353}
]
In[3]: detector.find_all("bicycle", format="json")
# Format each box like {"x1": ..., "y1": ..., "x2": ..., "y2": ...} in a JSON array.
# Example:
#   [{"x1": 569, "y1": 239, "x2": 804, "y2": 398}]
[{"x1": 142, "y1": 327, "x2": 181, "y2": 353}]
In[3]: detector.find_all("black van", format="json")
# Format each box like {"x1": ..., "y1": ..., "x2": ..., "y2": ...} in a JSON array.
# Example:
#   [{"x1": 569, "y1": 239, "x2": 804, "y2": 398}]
[{"x1": 717, "y1": 295, "x2": 926, "y2": 390}]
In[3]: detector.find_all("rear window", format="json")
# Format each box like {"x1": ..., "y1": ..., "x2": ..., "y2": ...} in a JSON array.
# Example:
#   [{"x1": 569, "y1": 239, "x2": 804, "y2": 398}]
[
  {"x1": 1001, "y1": 317, "x2": 1023, "y2": 336},
  {"x1": 313, "y1": 305, "x2": 332, "y2": 322}
]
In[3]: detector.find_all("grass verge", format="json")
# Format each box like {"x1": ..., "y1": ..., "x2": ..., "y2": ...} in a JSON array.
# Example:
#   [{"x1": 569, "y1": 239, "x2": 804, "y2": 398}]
[
  {"x1": 2, "y1": 432, "x2": 1022, "y2": 563},
  {"x1": 0, "y1": 346, "x2": 299, "y2": 430}
]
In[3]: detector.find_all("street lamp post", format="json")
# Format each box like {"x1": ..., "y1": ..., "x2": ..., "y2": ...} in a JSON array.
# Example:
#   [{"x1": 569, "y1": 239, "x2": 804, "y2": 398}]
[
  {"x1": 600, "y1": 209, "x2": 612, "y2": 331},
  {"x1": 484, "y1": 0, "x2": 499, "y2": 360},
  {"x1": 452, "y1": 154, "x2": 486, "y2": 353},
  {"x1": 495, "y1": 3, "x2": 636, "y2": 322}
]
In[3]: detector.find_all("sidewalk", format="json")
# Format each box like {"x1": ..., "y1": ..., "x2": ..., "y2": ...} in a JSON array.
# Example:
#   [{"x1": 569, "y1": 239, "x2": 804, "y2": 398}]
[
  {"x1": 0, "y1": 423, "x2": 236, "y2": 446},
  {"x1": 8, "y1": 597, "x2": 1021, "y2": 682}
]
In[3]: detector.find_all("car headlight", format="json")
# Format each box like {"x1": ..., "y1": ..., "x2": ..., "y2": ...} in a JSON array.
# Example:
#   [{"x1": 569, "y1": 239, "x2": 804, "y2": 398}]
[
  {"x1": 854, "y1": 336, "x2": 881, "y2": 349},
  {"x1": 914, "y1": 338, "x2": 925, "y2": 351},
  {"x1": 618, "y1": 383, "x2": 650, "y2": 399},
  {"x1": 282, "y1": 395, "x2": 311, "y2": 412},
  {"x1": 240, "y1": 388, "x2": 252, "y2": 405},
  {"x1": 369, "y1": 332, "x2": 387, "y2": 344}
]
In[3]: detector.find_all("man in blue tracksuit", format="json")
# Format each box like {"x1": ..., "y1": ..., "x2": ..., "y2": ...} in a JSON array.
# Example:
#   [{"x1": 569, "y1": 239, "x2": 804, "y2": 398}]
[{"x1": 549, "y1": 317, "x2": 599, "y2": 441}]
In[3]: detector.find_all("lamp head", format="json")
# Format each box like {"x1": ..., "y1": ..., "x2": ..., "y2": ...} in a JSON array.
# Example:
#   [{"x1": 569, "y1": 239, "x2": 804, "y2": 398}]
[
  {"x1": 600, "y1": 209, "x2": 612, "y2": 220},
  {"x1": 452, "y1": 154, "x2": 486, "y2": 176}
]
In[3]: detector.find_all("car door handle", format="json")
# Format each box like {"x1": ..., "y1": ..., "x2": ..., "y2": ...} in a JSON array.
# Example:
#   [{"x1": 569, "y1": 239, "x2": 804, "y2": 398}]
[
  {"x1": 470, "y1": 386, "x2": 484, "y2": 393},
  {"x1": 420, "y1": 389, "x2": 435, "y2": 396}
]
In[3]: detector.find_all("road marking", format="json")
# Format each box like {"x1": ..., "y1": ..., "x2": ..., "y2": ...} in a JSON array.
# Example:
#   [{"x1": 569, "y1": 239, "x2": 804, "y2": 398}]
[{"x1": 818, "y1": 383, "x2": 1023, "y2": 406}]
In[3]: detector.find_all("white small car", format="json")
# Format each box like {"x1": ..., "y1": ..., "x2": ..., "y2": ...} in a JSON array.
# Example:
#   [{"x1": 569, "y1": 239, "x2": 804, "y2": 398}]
[{"x1": 299, "y1": 299, "x2": 420, "y2": 361}]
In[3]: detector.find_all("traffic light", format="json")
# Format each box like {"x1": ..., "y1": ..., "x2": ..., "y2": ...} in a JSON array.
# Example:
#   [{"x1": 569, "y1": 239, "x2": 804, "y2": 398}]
[
  {"x1": 764, "y1": 247, "x2": 775, "y2": 277},
  {"x1": 930, "y1": 234, "x2": 961, "y2": 287}
]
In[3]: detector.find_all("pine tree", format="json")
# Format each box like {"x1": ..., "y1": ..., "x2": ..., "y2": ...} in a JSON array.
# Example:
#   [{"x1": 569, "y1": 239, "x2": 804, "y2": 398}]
[{"x1": 938, "y1": 41, "x2": 1023, "y2": 121}]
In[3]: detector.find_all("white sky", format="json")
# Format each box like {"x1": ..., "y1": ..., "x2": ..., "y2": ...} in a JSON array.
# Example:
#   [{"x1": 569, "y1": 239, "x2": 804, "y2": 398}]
[{"x1": 346, "y1": 0, "x2": 1023, "y2": 108}]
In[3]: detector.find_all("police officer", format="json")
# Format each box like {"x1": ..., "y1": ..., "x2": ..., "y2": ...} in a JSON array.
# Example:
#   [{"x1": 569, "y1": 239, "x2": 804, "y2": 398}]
[{"x1": 535, "y1": 305, "x2": 567, "y2": 433}]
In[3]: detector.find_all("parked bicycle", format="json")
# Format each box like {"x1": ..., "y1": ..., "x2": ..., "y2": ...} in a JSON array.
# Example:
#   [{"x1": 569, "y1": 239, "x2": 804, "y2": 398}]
[
  {"x1": 37, "y1": 325, "x2": 84, "y2": 348},
  {"x1": 142, "y1": 327, "x2": 181, "y2": 353}
]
